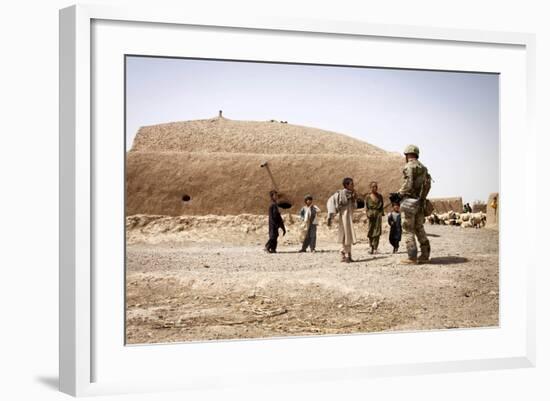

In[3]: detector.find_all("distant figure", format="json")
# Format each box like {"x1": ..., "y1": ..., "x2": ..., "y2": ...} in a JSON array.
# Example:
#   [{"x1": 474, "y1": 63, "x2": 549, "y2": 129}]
[
  {"x1": 387, "y1": 203, "x2": 402, "y2": 253},
  {"x1": 398, "y1": 145, "x2": 432, "y2": 264},
  {"x1": 299, "y1": 195, "x2": 321, "y2": 253},
  {"x1": 366, "y1": 181, "x2": 384, "y2": 254},
  {"x1": 218, "y1": 110, "x2": 223, "y2": 118},
  {"x1": 264, "y1": 190, "x2": 286, "y2": 253},
  {"x1": 490, "y1": 195, "x2": 498, "y2": 215},
  {"x1": 327, "y1": 177, "x2": 357, "y2": 263},
  {"x1": 464, "y1": 203, "x2": 472, "y2": 213}
]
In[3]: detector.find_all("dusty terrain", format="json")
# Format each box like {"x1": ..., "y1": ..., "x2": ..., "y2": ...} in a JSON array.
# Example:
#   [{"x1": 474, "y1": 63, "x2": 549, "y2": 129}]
[{"x1": 126, "y1": 215, "x2": 499, "y2": 344}]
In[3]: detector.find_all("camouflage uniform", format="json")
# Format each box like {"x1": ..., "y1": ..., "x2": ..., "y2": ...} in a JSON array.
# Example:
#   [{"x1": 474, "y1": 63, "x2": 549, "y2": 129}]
[{"x1": 398, "y1": 146, "x2": 431, "y2": 262}]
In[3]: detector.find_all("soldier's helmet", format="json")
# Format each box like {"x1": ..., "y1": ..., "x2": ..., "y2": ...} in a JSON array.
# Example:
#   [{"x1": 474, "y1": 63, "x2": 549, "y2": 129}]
[{"x1": 403, "y1": 144, "x2": 420, "y2": 157}]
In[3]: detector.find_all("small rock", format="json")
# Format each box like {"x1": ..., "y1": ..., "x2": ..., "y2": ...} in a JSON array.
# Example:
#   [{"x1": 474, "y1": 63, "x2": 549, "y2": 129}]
[
  {"x1": 337, "y1": 304, "x2": 344, "y2": 309},
  {"x1": 489, "y1": 290, "x2": 497, "y2": 296},
  {"x1": 371, "y1": 302, "x2": 379, "y2": 309},
  {"x1": 203, "y1": 264, "x2": 210, "y2": 268}
]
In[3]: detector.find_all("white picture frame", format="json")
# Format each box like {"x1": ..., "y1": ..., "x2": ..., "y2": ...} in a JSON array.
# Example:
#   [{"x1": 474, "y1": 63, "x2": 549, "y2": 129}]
[{"x1": 59, "y1": 4, "x2": 536, "y2": 397}]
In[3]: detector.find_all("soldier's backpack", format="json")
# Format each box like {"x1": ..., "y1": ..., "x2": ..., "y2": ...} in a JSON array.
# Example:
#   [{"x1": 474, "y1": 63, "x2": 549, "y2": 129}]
[
  {"x1": 419, "y1": 170, "x2": 432, "y2": 200},
  {"x1": 420, "y1": 170, "x2": 434, "y2": 216}
]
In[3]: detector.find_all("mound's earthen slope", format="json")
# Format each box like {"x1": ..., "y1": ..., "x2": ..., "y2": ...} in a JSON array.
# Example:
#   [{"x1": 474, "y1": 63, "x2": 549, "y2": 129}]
[
  {"x1": 131, "y1": 117, "x2": 389, "y2": 155},
  {"x1": 126, "y1": 115, "x2": 405, "y2": 215}
]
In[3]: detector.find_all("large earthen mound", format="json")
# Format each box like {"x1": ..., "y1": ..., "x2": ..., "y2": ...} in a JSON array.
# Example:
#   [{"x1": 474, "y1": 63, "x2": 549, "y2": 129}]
[
  {"x1": 127, "y1": 115, "x2": 405, "y2": 216},
  {"x1": 131, "y1": 117, "x2": 390, "y2": 155}
]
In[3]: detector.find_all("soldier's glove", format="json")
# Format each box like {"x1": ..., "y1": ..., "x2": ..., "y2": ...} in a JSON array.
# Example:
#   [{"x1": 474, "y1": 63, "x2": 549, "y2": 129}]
[{"x1": 389, "y1": 192, "x2": 402, "y2": 204}]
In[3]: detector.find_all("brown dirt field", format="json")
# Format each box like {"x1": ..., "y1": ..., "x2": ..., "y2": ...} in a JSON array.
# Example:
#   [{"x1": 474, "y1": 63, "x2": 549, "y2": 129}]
[{"x1": 125, "y1": 217, "x2": 499, "y2": 344}]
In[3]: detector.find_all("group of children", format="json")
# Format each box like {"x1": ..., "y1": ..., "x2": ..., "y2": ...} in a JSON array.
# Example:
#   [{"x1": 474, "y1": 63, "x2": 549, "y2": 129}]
[{"x1": 264, "y1": 188, "x2": 403, "y2": 256}]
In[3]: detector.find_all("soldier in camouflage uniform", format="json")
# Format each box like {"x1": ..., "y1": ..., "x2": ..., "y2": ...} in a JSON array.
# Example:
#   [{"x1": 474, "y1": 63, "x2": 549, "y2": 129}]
[{"x1": 398, "y1": 145, "x2": 431, "y2": 264}]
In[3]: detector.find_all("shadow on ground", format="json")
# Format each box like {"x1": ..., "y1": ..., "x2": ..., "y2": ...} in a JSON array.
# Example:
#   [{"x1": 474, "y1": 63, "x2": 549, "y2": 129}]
[
  {"x1": 430, "y1": 256, "x2": 469, "y2": 265},
  {"x1": 354, "y1": 256, "x2": 390, "y2": 263},
  {"x1": 35, "y1": 376, "x2": 58, "y2": 391},
  {"x1": 276, "y1": 249, "x2": 340, "y2": 254}
]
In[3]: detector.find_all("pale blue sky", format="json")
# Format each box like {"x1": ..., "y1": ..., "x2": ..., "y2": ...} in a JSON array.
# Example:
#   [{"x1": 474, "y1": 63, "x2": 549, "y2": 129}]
[{"x1": 126, "y1": 56, "x2": 499, "y2": 204}]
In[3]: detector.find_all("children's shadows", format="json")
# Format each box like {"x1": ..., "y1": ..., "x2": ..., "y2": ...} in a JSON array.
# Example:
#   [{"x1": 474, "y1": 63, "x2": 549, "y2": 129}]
[
  {"x1": 429, "y1": 256, "x2": 469, "y2": 265},
  {"x1": 274, "y1": 249, "x2": 339, "y2": 254},
  {"x1": 353, "y1": 255, "x2": 467, "y2": 265},
  {"x1": 266, "y1": 251, "x2": 467, "y2": 265},
  {"x1": 353, "y1": 256, "x2": 390, "y2": 263}
]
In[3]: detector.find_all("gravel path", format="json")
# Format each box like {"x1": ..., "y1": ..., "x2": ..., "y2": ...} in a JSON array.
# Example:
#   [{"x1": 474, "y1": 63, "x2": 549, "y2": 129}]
[{"x1": 126, "y1": 225, "x2": 498, "y2": 344}]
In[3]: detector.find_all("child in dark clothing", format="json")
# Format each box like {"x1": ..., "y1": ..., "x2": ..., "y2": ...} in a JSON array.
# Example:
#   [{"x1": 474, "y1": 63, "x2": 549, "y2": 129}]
[
  {"x1": 387, "y1": 203, "x2": 402, "y2": 253},
  {"x1": 265, "y1": 190, "x2": 286, "y2": 253}
]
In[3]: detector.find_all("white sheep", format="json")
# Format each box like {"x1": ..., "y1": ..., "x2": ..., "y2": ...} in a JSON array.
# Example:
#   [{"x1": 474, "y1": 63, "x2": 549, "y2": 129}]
[
  {"x1": 469, "y1": 212, "x2": 486, "y2": 228},
  {"x1": 461, "y1": 213, "x2": 471, "y2": 222}
]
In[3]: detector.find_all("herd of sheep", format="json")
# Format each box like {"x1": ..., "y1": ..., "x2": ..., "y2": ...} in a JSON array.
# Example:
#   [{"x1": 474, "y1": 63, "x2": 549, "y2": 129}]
[{"x1": 426, "y1": 211, "x2": 487, "y2": 228}]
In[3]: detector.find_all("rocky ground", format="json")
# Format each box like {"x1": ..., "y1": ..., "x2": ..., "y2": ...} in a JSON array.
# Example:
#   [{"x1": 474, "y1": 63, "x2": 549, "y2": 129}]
[{"x1": 126, "y1": 217, "x2": 499, "y2": 345}]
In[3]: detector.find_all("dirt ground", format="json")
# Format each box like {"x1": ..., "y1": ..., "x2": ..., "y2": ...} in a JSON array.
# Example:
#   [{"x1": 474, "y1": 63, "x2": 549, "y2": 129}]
[{"x1": 126, "y1": 217, "x2": 499, "y2": 345}]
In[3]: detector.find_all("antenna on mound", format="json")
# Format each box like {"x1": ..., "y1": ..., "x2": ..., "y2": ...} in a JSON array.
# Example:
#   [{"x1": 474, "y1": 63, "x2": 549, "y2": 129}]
[
  {"x1": 260, "y1": 161, "x2": 278, "y2": 191},
  {"x1": 218, "y1": 110, "x2": 223, "y2": 118},
  {"x1": 260, "y1": 161, "x2": 293, "y2": 209}
]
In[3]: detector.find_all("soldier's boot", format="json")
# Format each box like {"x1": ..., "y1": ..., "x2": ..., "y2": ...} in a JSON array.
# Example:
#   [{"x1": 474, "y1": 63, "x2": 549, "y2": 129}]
[
  {"x1": 340, "y1": 251, "x2": 347, "y2": 263},
  {"x1": 347, "y1": 252, "x2": 354, "y2": 263},
  {"x1": 418, "y1": 243, "x2": 431, "y2": 264},
  {"x1": 401, "y1": 240, "x2": 418, "y2": 264}
]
